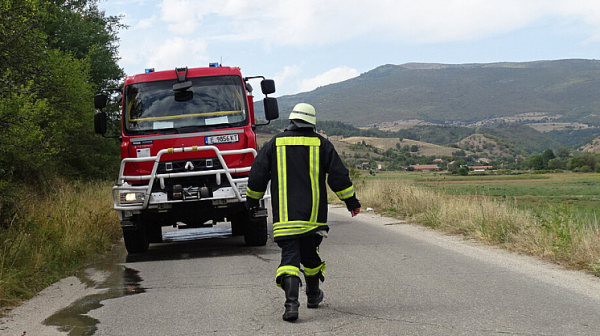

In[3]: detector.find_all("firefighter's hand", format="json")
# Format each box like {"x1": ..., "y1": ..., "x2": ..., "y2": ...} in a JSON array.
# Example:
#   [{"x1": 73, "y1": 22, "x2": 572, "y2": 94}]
[
  {"x1": 246, "y1": 197, "x2": 259, "y2": 210},
  {"x1": 345, "y1": 197, "x2": 361, "y2": 214}
]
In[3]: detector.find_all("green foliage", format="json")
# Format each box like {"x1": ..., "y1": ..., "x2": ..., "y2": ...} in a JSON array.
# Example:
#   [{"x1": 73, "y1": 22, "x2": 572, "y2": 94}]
[
  {"x1": 0, "y1": 0, "x2": 123, "y2": 225},
  {"x1": 548, "y1": 158, "x2": 567, "y2": 170},
  {"x1": 0, "y1": 0, "x2": 47, "y2": 88},
  {"x1": 0, "y1": 90, "x2": 50, "y2": 179},
  {"x1": 568, "y1": 152, "x2": 599, "y2": 172},
  {"x1": 556, "y1": 147, "x2": 571, "y2": 158},
  {"x1": 526, "y1": 155, "x2": 547, "y2": 170},
  {"x1": 0, "y1": 180, "x2": 121, "y2": 306},
  {"x1": 478, "y1": 123, "x2": 559, "y2": 154},
  {"x1": 547, "y1": 128, "x2": 600, "y2": 149},
  {"x1": 397, "y1": 126, "x2": 475, "y2": 145},
  {"x1": 43, "y1": 0, "x2": 125, "y2": 88}
]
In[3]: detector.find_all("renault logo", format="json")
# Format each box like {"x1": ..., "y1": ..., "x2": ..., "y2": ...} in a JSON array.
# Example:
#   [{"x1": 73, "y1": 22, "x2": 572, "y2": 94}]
[{"x1": 184, "y1": 161, "x2": 195, "y2": 171}]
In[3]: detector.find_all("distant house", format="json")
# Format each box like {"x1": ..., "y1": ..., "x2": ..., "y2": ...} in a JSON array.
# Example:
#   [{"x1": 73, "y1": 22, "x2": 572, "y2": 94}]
[
  {"x1": 433, "y1": 158, "x2": 443, "y2": 163},
  {"x1": 410, "y1": 164, "x2": 441, "y2": 171},
  {"x1": 469, "y1": 165, "x2": 493, "y2": 172}
]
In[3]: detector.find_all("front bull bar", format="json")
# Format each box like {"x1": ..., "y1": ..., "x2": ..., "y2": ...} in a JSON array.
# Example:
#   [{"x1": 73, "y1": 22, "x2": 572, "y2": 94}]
[{"x1": 112, "y1": 145, "x2": 257, "y2": 211}]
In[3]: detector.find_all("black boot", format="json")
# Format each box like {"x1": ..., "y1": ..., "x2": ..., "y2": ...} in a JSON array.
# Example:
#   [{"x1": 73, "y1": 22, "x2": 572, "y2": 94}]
[
  {"x1": 305, "y1": 275, "x2": 324, "y2": 308},
  {"x1": 281, "y1": 275, "x2": 300, "y2": 321}
]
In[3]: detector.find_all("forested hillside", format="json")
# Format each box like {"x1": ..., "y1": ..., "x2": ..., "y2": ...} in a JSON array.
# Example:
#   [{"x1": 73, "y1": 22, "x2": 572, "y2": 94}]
[
  {"x1": 267, "y1": 60, "x2": 600, "y2": 127},
  {"x1": 0, "y1": 0, "x2": 123, "y2": 226},
  {"x1": 255, "y1": 59, "x2": 600, "y2": 151}
]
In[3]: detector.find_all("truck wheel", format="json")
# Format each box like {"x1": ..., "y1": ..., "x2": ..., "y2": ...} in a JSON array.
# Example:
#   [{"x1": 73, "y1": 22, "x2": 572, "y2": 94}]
[
  {"x1": 244, "y1": 217, "x2": 268, "y2": 246},
  {"x1": 146, "y1": 222, "x2": 163, "y2": 243},
  {"x1": 230, "y1": 210, "x2": 248, "y2": 236},
  {"x1": 123, "y1": 226, "x2": 149, "y2": 254}
]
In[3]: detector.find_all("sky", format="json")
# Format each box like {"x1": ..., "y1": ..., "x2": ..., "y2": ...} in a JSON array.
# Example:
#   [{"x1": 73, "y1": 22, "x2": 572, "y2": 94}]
[{"x1": 100, "y1": 0, "x2": 600, "y2": 98}]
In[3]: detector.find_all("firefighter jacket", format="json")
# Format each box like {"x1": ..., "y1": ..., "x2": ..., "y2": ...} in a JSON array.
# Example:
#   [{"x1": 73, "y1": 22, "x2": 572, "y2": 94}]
[{"x1": 246, "y1": 127, "x2": 360, "y2": 241}]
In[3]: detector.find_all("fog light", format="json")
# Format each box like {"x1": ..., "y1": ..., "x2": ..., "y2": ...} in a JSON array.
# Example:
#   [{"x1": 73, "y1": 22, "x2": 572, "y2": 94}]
[{"x1": 120, "y1": 192, "x2": 145, "y2": 203}]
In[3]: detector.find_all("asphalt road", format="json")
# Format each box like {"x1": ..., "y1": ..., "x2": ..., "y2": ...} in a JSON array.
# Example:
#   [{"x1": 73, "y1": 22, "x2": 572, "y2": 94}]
[{"x1": 6, "y1": 205, "x2": 600, "y2": 335}]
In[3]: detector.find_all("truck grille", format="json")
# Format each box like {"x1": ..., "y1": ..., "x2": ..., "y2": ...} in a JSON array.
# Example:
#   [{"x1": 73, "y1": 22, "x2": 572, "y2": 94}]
[{"x1": 156, "y1": 158, "x2": 223, "y2": 174}]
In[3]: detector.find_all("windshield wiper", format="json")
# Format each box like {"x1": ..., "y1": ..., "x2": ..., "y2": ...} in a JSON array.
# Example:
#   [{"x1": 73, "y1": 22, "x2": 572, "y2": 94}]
[{"x1": 205, "y1": 123, "x2": 239, "y2": 130}]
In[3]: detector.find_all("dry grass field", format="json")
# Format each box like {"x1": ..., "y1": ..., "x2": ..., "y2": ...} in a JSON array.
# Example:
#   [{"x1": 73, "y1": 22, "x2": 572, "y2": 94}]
[
  {"x1": 356, "y1": 171, "x2": 600, "y2": 277},
  {"x1": 334, "y1": 136, "x2": 459, "y2": 157},
  {"x1": 527, "y1": 122, "x2": 595, "y2": 132},
  {"x1": 258, "y1": 131, "x2": 462, "y2": 158}
]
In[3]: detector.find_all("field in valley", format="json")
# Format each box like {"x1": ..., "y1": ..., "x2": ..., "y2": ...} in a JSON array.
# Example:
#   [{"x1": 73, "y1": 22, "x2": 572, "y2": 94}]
[{"x1": 368, "y1": 171, "x2": 600, "y2": 216}]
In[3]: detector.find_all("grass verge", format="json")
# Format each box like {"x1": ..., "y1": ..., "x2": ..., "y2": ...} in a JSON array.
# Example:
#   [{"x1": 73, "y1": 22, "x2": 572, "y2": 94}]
[
  {"x1": 0, "y1": 179, "x2": 121, "y2": 308},
  {"x1": 357, "y1": 179, "x2": 600, "y2": 277}
]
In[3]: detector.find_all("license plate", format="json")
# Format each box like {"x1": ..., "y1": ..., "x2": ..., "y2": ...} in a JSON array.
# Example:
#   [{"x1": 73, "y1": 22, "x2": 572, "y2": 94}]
[{"x1": 205, "y1": 134, "x2": 239, "y2": 145}]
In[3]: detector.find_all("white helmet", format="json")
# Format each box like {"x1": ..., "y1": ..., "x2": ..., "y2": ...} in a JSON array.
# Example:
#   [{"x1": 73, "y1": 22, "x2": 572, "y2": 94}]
[{"x1": 289, "y1": 103, "x2": 316, "y2": 126}]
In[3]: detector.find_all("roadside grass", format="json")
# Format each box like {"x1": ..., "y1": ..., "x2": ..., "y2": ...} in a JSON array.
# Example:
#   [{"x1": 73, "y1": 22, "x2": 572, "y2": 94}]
[
  {"x1": 0, "y1": 179, "x2": 121, "y2": 308},
  {"x1": 353, "y1": 171, "x2": 600, "y2": 277}
]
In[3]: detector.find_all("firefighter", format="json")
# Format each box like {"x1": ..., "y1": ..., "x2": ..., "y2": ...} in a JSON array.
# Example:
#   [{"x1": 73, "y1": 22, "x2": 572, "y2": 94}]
[{"x1": 246, "y1": 103, "x2": 361, "y2": 322}]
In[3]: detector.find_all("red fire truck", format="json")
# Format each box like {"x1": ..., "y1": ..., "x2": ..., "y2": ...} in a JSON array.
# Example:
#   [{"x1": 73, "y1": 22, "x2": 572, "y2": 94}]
[{"x1": 94, "y1": 65, "x2": 279, "y2": 253}]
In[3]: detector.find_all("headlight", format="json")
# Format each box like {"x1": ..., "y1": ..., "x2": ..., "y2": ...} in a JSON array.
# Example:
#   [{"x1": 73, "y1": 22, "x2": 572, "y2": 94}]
[{"x1": 120, "y1": 192, "x2": 145, "y2": 203}]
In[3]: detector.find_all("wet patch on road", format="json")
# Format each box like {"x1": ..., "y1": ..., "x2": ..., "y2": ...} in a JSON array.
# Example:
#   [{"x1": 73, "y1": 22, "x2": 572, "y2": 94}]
[
  {"x1": 43, "y1": 248, "x2": 145, "y2": 336},
  {"x1": 41, "y1": 226, "x2": 262, "y2": 335}
]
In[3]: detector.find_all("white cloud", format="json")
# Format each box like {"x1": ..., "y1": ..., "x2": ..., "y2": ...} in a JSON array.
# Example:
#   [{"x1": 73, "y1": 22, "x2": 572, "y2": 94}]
[
  {"x1": 147, "y1": 37, "x2": 209, "y2": 70},
  {"x1": 155, "y1": 0, "x2": 600, "y2": 45},
  {"x1": 160, "y1": 0, "x2": 203, "y2": 34},
  {"x1": 274, "y1": 65, "x2": 301, "y2": 89},
  {"x1": 298, "y1": 66, "x2": 359, "y2": 93},
  {"x1": 134, "y1": 15, "x2": 157, "y2": 30}
]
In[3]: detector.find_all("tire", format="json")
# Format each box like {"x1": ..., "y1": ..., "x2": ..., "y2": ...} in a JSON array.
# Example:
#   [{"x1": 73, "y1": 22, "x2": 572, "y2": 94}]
[
  {"x1": 230, "y1": 209, "x2": 248, "y2": 236},
  {"x1": 122, "y1": 224, "x2": 149, "y2": 254},
  {"x1": 146, "y1": 223, "x2": 163, "y2": 243},
  {"x1": 244, "y1": 217, "x2": 268, "y2": 246}
]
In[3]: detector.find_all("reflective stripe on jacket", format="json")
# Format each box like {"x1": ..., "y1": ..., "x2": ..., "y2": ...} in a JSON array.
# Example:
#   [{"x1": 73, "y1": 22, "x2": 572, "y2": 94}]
[{"x1": 247, "y1": 128, "x2": 356, "y2": 241}]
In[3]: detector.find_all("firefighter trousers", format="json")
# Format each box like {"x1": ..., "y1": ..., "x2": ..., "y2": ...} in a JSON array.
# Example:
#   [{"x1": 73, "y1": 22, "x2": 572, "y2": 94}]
[{"x1": 275, "y1": 233, "x2": 325, "y2": 286}]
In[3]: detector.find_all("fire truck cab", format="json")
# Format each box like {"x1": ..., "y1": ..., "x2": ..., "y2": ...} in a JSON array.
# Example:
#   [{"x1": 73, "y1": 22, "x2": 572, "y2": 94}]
[{"x1": 94, "y1": 65, "x2": 279, "y2": 253}]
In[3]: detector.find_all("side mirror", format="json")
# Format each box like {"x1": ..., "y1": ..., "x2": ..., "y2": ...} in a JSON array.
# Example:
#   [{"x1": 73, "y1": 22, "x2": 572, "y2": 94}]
[
  {"x1": 94, "y1": 93, "x2": 108, "y2": 109},
  {"x1": 260, "y1": 79, "x2": 276, "y2": 95},
  {"x1": 263, "y1": 97, "x2": 279, "y2": 121},
  {"x1": 94, "y1": 110, "x2": 107, "y2": 135}
]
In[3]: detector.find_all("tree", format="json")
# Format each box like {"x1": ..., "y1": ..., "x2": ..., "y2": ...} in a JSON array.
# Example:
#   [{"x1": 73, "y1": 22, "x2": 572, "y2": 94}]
[
  {"x1": 0, "y1": 0, "x2": 125, "y2": 225},
  {"x1": 526, "y1": 155, "x2": 546, "y2": 170},
  {"x1": 541, "y1": 149, "x2": 555, "y2": 163},
  {"x1": 568, "y1": 153, "x2": 598, "y2": 172},
  {"x1": 43, "y1": 0, "x2": 126, "y2": 88},
  {"x1": 547, "y1": 158, "x2": 567, "y2": 170},
  {"x1": 0, "y1": 0, "x2": 47, "y2": 89},
  {"x1": 452, "y1": 149, "x2": 466, "y2": 157},
  {"x1": 556, "y1": 147, "x2": 570, "y2": 159}
]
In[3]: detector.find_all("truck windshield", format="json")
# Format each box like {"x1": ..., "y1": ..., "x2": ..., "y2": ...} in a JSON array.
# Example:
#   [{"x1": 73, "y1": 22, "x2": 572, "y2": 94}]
[{"x1": 124, "y1": 75, "x2": 247, "y2": 135}]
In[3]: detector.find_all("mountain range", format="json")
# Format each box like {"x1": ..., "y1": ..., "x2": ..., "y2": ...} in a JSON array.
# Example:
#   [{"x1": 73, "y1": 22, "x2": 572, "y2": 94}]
[
  {"x1": 255, "y1": 59, "x2": 600, "y2": 153},
  {"x1": 266, "y1": 59, "x2": 600, "y2": 126}
]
